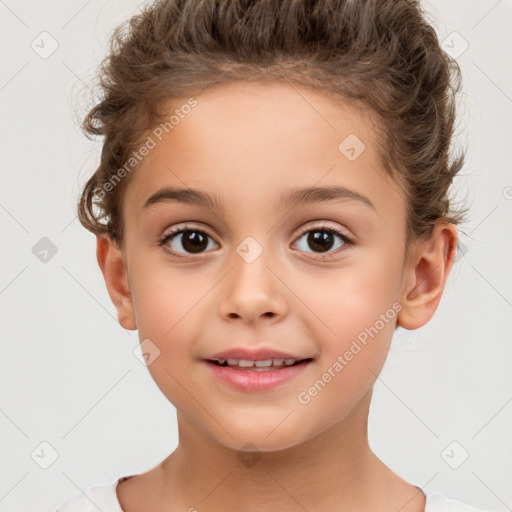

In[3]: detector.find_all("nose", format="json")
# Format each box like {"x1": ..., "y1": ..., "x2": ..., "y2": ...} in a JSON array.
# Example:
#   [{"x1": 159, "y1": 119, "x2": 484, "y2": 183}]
[{"x1": 218, "y1": 244, "x2": 288, "y2": 324}]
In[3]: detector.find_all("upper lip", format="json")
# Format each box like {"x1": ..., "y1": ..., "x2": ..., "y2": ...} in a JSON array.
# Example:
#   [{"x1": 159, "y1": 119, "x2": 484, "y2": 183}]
[{"x1": 205, "y1": 347, "x2": 312, "y2": 361}]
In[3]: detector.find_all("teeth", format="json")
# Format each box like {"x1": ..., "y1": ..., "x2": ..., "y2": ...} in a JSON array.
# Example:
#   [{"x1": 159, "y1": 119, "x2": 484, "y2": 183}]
[
  {"x1": 215, "y1": 358, "x2": 300, "y2": 367},
  {"x1": 255, "y1": 359, "x2": 273, "y2": 367}
]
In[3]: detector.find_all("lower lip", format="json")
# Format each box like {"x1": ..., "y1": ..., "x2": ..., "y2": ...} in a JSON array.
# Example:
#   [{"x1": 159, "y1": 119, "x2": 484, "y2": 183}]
[{"x1": 204, "y1": 360, "x2": 312, "y2": 392}]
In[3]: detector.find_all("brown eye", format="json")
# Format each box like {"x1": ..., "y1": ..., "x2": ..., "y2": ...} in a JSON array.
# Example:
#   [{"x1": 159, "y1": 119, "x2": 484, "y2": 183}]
[
  {"x1": 176, "y1": 231, "x2": 209, "y2": 253},
  {"x1": 306, "y1": 230, "x2": 337, "y2": 252},
  {"x1": 293, "y1": 226, "x2": 353, "y2": 257},
  {"x1": 159, "y1": 225, "x2": 218, "y2": 257}
]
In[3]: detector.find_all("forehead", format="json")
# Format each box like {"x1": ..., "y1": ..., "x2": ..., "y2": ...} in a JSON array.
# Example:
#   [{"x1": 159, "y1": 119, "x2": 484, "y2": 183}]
[{"x1": 123, "y1": 81, "x2": 402, "y2": 219}]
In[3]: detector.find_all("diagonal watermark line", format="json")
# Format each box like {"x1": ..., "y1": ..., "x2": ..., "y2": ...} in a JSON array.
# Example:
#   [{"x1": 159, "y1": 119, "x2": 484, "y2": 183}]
[
  {"x1": 472, "y1": 396, "x2": 512, "y2": 439},
  {"x1": 0, "y1": 472, "x2": 29, "y2": 503},
  {"x1": 0, "y1": 408, "x2": 29, "y2": 439},
  {"x1": 418, "y1": 471, "x2": 440, "y2": 490},
  {"x1": 0, "y1": 266, "x2": 28, "y2": 296},
  {"x1": 397, "y1": 487, "x2": 425, "y2": 511},
  {"x1": 370, "y1": 369, "x2": 439, "y2": 438},
  {"x1": 398, "y1": 472, "x2": 439, "y2": 512},
  {"x1": 397, "y1": 487, "x2": 425, "y2": 512},
  {"x1": 472, "y1": 61, "x2": 512, "y2": 105},
  {"x1": 408, "y1": 471, "x2": 440, "y2": 500},
  {"x1": 265, "y1": 409, "x2": 294, "y2": 438},
  {"x1": 0, "y1": 62, "x2": 29, "y2": 92},
  {"x1": 0, "y1": 0, "x2": 29, "y2": 28},
  {"x1": 61, "y1": 60, "x2": 100, "y2": 101},
  {"x1": 163, "y1": 163, "x2": 230, "y2": 233},
  {"x1": 471, "y1": 471, "x2": 511, "y2": 510},
  {"x1": 199, "y1": 470, "x2": 234, "y2": 503},
  {"x1": 471, "y1": 0, "x2": 503, "y2": 30},
  {"x1": 265, "y1": 470, "x2": 311, "y2": 512},
  {"x1": 266, "y1": 265, "x2": 336, "y2": 335},
  {"x1": 163, "y1": 267, "x2": 234, "y2": 337},
  {"x1": 163, "y1": 367, "x2": 233, "y2": 437},
  {"x1": 469, "y1": 205, "x2": 499, "y2": 233},
  {"x1": 0, "y1": 202, "x2": 29, "y2": 232},
  {"x1": 60, "y1": 265, "x2": 132, "y2": 333},
  {"x1": 368, "y1": 160, "x2": 409, "y2": 208},
  {"x1": 266, "y1": 164, "x2": 336, "y2": 235},
  {"x1": 61, "y1": 0, "x2": 93, "y2": 29},
  {"x1": 278, "y1": 72, "x2": 337, "y2": 131},
  {"x1": 60, "y1": 471, "x2": 104, "y2": 511},
  {"x1": 470, "y1": 265, "x2": 512, "y2": 308},
  {"x1": 60, "y1": 215, "x2": 77, "y2": 233},
  {"x1": 61, "y1": 369, "x2": 131, "y2": 439}
]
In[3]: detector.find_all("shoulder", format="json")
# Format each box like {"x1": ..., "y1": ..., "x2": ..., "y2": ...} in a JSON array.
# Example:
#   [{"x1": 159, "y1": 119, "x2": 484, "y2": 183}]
[
  {"x1": 425, "y1": 492, "x2": 490, "y2": 512},
  {"x1": 53, "y1": 477, "x2": 127, "y2": 512}
]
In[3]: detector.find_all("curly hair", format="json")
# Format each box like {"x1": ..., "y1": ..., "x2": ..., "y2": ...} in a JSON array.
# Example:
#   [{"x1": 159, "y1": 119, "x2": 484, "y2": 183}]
[{"x1": 77, "y1": 0, "x2": 467, "y2": 254}]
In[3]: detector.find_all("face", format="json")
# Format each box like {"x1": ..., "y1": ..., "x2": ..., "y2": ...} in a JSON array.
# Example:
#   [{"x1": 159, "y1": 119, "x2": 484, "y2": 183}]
[{"x1": 106, "y1": 81, "x2": 418, "y2": 451}]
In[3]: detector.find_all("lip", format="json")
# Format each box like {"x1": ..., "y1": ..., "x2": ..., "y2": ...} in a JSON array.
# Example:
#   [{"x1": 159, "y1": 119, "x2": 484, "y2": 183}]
[
  {"x1": 205, "y1": 347, "x2": 310, "y2": 361},
  {"x1": 204, "y1": 359, "x2": 312, "y2": 392}
]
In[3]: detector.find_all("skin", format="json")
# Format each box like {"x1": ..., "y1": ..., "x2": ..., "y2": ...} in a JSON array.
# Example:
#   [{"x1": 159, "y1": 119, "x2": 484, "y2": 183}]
[{"x1": 96, "y1": 81, "x2": 457, "y2": 511}]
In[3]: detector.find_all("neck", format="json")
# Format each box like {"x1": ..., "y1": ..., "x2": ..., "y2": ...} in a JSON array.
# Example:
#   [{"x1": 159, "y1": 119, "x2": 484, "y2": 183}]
[{"x1": 155, "y1": 388, "x2": 424, "y2": 512}]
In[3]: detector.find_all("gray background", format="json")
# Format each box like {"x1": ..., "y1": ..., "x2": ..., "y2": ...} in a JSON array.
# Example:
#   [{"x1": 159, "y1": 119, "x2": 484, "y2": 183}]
[{"x1": 0, "y1": 0, "x2": 511, "y2": 510}]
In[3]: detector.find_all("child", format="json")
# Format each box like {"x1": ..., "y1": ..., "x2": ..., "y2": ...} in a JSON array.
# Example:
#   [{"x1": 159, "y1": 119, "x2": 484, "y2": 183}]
[{"x1": 56, "y1": 0, "x2": 488, "y2": 510}]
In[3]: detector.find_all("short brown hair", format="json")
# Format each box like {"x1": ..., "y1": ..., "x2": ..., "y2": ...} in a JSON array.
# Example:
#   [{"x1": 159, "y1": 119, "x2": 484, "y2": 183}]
[{"x1": 77, "y1": 0, "x2": 467, "y2": 253}]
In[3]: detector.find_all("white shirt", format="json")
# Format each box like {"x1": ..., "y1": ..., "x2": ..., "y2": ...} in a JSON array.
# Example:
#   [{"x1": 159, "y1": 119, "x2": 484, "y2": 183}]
[{"x1": 53, "y1": 475, "x2": 490, "y2": 512}]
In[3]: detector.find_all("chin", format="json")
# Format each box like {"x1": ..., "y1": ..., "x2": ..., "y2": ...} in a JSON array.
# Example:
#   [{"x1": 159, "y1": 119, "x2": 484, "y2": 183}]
[{"x1": 210, "y1": 421, "x2": 312, "y2": 454}]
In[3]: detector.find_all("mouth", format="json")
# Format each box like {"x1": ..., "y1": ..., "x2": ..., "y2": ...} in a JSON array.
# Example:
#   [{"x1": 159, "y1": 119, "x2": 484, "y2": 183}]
[
  {"x1": 206, "y1": 357, "x2": 313, "y2": 371},
  {"x1": 204, "y1": 356, "x2": 314, "y2": 392}
]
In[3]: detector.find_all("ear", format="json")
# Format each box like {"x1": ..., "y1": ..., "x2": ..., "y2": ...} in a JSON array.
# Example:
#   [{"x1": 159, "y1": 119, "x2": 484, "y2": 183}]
[
  {"x1": 96, "y1": 234, "x2": 137, "y2": 331},
  {"x1": 397, "y1": 222, "x2": 458, "y2": 330}
]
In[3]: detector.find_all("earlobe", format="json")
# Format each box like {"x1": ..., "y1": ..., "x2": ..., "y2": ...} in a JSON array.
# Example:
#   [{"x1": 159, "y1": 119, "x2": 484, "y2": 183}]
[
  {"x1": 397, "y1": 223, "x2": 458, "y2": 330},
  {"x1": 96, "y1": 234, "x2": 137, "y2": 331}
]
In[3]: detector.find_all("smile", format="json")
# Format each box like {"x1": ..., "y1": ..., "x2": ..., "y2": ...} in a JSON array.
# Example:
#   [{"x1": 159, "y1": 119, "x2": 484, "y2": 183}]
[
  {"x1": 205, "y1": 358, "x2": 313, "y2": 391},
  {"x1": 209, "y1": 357, "x2": 310, "y2": 370}
]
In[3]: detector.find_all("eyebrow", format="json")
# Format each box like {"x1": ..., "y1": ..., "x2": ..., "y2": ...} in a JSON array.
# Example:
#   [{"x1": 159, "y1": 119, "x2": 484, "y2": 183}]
[
  {"x1": 280, "y1": 185, "x2": 376, "y2": 212},
  {"x1": 142, "y1": 185, "x2": 377, "y2": 213}
]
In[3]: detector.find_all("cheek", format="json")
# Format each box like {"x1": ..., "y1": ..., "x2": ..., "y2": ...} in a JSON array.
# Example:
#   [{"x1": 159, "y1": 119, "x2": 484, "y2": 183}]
[
  {"x1": 129, "y1": 263, "x2": 223, "y2": 389},
  {"x1": 295, "y1": 316, "x2": 395, "y2": 434},
  {"x1": 130, "y1": 273, "x2": 204, "y2": 409},
  {"x1": 294, "y1": 251, "x2": 402, "y2": 405},
  {"x1": 296, "y1": 253, "x2": 402, "y2": 345},
  {"x1": 130, "y1": 259, "x2": 206, "y2": 340}
]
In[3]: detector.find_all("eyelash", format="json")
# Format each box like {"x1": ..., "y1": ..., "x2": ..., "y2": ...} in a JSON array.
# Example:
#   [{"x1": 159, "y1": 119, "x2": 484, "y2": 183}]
[{"x1": 157, "y1": 223, "x2": 355, "y2": 260}]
